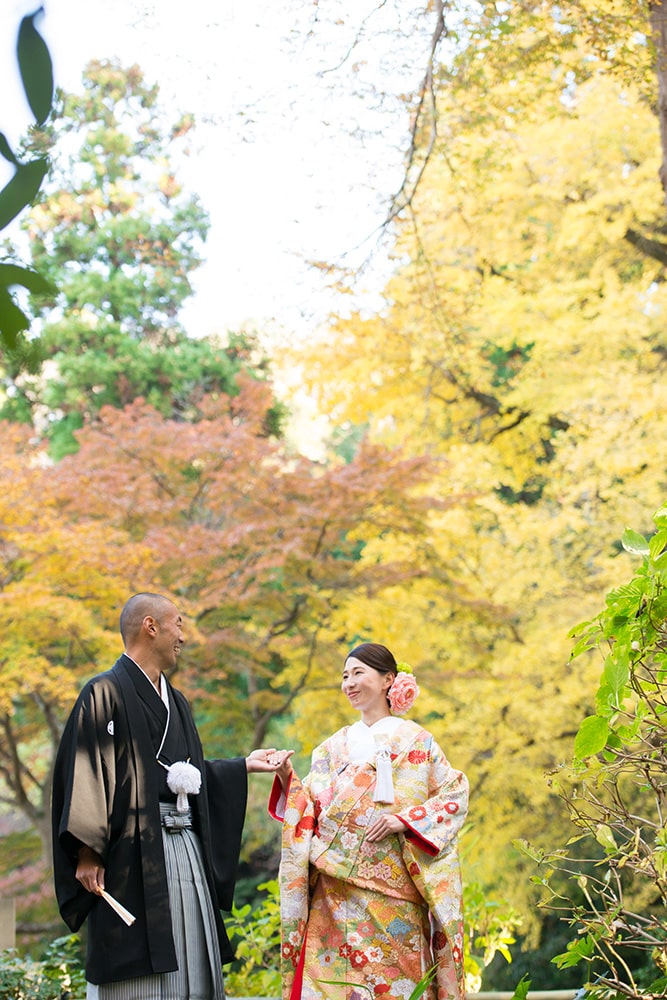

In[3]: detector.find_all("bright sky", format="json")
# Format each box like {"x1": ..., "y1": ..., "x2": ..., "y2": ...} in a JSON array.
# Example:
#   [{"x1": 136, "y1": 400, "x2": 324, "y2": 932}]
[{"x1": 1, "y1": 0, "x2": 420, "y2": 342}]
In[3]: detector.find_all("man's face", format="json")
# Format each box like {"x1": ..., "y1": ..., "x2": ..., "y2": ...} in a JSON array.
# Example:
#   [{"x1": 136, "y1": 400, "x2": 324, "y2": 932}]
[{"x1": 154, "y1": 604, "x2": 184, "y2": 670}]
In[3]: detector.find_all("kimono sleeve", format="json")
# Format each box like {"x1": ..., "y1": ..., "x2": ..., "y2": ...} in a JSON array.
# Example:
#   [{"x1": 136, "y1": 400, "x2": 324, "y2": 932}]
[
  {"x1": 51, "y1": 680, "x2": 117, "y2": 931},
  {"x1": 273, "y1": 753, "x2": 323, "y2": 1000},
  {"x1": 204, "y1": 757, "x2": 248, "y2": 910},
  {"x1": 398, "y1": 735, "x2": 469, "y2": 856}
]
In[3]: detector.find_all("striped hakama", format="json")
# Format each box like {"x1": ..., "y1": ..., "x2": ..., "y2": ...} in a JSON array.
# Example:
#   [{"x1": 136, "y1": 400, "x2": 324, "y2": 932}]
[{"x1": 87, "y1": 804, "x2": 225, "y2": 1000}]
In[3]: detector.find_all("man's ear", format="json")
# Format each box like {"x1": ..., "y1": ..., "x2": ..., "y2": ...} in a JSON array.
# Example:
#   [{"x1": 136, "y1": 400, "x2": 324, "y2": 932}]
[{"x1": 143, "y1": 615, "x2": 157, "y2": 636}]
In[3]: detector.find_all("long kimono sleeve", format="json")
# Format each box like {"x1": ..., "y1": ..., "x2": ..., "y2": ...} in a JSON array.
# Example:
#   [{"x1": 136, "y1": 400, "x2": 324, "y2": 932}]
[
  {"x1": 204, "y1": 757, "x2": 248, "y2": 911},
  {"x1": 272, "y1": 755, "x2": 322, "y2": 1000},
  {"x1": 51, "y1": 681, "x2": 117, "y2": 931},
  {"x1": 398, "y1": 735, "x2": 469, "y2": 856},
  {"x1": 397, "y1": 736, "x2": 469, "y2": 1000}
]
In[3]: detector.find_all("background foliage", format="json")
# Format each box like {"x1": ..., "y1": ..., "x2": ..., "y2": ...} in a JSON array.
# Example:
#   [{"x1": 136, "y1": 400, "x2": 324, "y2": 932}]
[
  {"x1": 0, "y1": 9, "x2": 53, "y2": 369},
  {"x1": 3, "y1": 1, "x2": 667, "y2": 993},
  {"x1": 516, "y1": 508, "x2": 667, "y2": 999}
]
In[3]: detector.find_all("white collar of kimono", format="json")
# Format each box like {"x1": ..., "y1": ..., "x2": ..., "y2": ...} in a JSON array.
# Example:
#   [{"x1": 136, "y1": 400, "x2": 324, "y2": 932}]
[
  {"x1": 348, "y1": 717, "x2": 402, "y2": 804},
  {"x1": 125, "y1": 654, "x2": 169, "y2": 709},
  {"x1": 348, "y1": 716, "x2": 401, "y2": 760},
  {"x1": 125, "y1": 655, "x2": 202, "y2": 812}
]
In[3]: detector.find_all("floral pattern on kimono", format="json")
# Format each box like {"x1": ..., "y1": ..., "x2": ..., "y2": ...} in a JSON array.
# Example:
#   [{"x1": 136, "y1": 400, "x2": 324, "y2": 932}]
[{"x1": 270, "y1": 718, "x2": 469, "y2": 1000}]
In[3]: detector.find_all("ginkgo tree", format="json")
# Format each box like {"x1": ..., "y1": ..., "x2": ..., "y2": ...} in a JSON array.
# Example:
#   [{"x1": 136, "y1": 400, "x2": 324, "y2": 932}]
[{"x1": 279, "y1": 2, "x2": 667, "y2": 947}]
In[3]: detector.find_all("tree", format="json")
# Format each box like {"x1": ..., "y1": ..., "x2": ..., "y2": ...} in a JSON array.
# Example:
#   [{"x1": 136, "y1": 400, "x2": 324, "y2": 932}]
[
  {"x1": 519, "y1": 507, "x2": 667, "y2": 999},
  {"x1": 48, "y1": 379, "x2": 460, "y2": 750},
  {"x1": 0, "y1": 60, "x2": 277, "y2": 457},
  {"x1": 279, "y1": 3, "x2": 667, "y2": 951},
  {"x1": 0, "y1": 377, "x2": 458, "y2": 866},
  {"x1": 312, "y1": 2, "x2": 661, "y2": 231},
  {"x1": 0, "y1": 424, "x2": 132, "y2": 864}
]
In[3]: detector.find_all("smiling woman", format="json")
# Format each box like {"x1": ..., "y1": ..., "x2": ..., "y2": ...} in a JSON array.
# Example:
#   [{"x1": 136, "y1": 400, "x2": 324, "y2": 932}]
[
  {"x1": 269, "y1": 641, "x2": 469, "y2": 1000},
  {"x1": 341, "y1": 652, "x2": 394, "y2": 723}
]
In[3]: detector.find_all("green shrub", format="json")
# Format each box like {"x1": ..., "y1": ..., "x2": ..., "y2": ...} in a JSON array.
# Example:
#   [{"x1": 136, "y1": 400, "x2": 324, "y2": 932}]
[
  {"x1": 0, "y1": 934, "x2": 86, "y2": 999},
  {"x1": 516, "y1": 506, "x2": 667, "y2": 999},
  {"x1": 225, "y1": 879, "x2": 281, "y2": 997}
]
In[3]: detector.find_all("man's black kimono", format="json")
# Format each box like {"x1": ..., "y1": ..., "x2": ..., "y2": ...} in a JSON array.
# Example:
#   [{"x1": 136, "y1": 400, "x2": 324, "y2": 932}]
[{"x1": 52, "y1": 654, "x2": 248, "y2": 986}]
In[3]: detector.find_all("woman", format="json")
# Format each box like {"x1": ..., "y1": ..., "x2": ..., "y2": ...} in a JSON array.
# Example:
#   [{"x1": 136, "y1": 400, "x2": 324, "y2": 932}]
[{"x1": 269, "y1": 643, "x2": 469, "y2": 1000}]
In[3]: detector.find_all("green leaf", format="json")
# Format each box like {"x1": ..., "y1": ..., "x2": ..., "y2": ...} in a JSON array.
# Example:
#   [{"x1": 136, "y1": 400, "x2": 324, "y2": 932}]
[
  {"x1": 567, "y1": 618, "x2": 592, "y2": 638},
  {"x1": 621, "y1": 527, "x2": 649, "y2": 556},
  {"x1": 511, "y1": 838, "x2": 544, "y2": 863},
  {"x1": 649, "y1": 527, "x2": 667, "y2": 562},
  {"x1": 595, "y1": 681, "x2": 614, "y2": 713},
  {"x1": 603, "y1": 652, "x2": 629, "y2": 700},
  {"x1": 318, "y1": 982, "x2": 373, "y2": 999},
  {"x1": 595, "y1": 823, "x2": 618, "y2": 853},
  {"x1": 0, "y1": 158, "x2": 49, "y2": 230},
  {"x1": 0, "y1": 133, "x2": 18, "y2": 166},
  {"x1": 0, "y1": 262, "x2": 53, "y2": 349},
  {"x1": 551, "y1": 934, "x2": 595, "y2": 969},
  {"x1": 0, "y1": 262, "x2": 54, "y2": 296},
  {"x1": 0, "y1": 286, "x2": 28, "y2": 347},
  {"x1": 0, "y1": 263, "x2": 54, "y2": 350},
  {"x1": 652, "y1": 550, "x2": 667, "y2": 574},
  {"x1": 17, "y1": 9, "x2": 54, "y2": 126},
  {"x1": 653, "y1": 505, "x2": 667, "y2": 528},
  {"x1": 569, "y1": 630, "x2": 598, "y2": 659},
  {"x1": 408, "y1": 964, "x2": 438, "y2": 1000},
  {"x1": 574, "y1": 715, "x2": 609, "y2": 759},
  {"x1": 510, "y1": 973, "x2": 531, "y2": 1000}
]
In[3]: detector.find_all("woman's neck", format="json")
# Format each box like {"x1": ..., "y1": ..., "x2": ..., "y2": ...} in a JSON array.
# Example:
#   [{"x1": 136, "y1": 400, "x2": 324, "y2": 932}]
[{"x1": 361, "y1": 707, "x2": 392, "y2": 726}]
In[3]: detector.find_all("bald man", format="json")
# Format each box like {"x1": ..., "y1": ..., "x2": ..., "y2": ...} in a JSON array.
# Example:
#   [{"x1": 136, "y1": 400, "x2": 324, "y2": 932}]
[{"x1": 52, "y1": 592, "x2": 290, "y2": 999}]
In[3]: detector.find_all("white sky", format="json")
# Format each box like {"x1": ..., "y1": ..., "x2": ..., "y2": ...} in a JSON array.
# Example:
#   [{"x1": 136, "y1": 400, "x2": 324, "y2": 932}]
[{"x1": 1, "y1": 0, "x2": 424, "y2": 343}]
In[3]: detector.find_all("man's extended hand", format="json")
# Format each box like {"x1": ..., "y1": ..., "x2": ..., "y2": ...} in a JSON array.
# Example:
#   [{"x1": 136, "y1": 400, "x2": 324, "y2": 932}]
[
  {"x1": 76, "y1": 844, "x2": 105, "y2": 895},
  {"x1": 245, "y1": 748, "x2": 294, "y2": 774}
]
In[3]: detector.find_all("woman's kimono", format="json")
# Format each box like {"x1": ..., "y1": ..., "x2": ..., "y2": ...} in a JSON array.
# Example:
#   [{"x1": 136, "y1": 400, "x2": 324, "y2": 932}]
[{"x1": 270, "y1": 717, "x2": 469, "y2": 1000}]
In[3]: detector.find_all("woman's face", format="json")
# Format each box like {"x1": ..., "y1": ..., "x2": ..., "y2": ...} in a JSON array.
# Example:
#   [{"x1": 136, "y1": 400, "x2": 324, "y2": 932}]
[{"x1": 341, "y1": 656, "x2": 393, "y2": 713}]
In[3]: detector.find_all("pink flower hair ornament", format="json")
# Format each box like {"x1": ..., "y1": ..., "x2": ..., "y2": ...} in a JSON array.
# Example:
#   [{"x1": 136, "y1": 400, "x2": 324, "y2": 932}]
[{"x1": 388, "y1": 662, "x2": 419, "y2": 715}]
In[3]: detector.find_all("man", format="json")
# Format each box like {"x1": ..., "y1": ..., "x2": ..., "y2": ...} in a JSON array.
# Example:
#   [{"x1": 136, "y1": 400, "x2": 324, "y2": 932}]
[{"x1": 52, "y1": 592, "x2": 290, "y2": 999}]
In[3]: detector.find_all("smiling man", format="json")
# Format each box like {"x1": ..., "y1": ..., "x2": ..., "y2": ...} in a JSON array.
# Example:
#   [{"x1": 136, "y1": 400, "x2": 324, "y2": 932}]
[{"x1": 52, "y1": 592, "x2": 287, "y2": 1000}]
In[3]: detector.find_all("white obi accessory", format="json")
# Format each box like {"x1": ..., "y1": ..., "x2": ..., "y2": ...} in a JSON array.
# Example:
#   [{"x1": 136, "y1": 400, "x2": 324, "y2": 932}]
[
  {"x1": 166, "y1": 760, "x2": 202, "y2": 813},
  {"x1": 373, "y1": 745, "x2": 395, "y2": 803},
  {"x1": 348, "y1": 718, "x2": 400, "y2": 804}
]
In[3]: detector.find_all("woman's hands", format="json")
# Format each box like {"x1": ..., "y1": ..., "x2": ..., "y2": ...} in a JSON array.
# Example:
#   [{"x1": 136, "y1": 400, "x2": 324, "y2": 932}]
[
  {"x1": 365, "y1": 813, "x2": 407, "y2": 842},
  {"x1": 246, "y1": 748, "x2": 294, "y2": 775},
  {"x1": 275, "y1": 752, "x2": 295, "y2": 790}
]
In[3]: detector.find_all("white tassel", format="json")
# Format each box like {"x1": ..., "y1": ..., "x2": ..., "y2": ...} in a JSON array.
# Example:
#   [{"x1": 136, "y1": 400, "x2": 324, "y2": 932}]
[
  {"x1": 166, "y1": 760, "x2": 202, "y2": 813},
  {"x1": 373, "y1": 746, "x2": 395, "y2": 803}
]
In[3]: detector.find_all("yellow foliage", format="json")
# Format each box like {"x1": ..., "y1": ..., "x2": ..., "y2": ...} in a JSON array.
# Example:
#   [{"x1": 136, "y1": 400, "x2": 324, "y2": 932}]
[{"x1": 277, "y1": 41, "x2": 667, "y2": 934}]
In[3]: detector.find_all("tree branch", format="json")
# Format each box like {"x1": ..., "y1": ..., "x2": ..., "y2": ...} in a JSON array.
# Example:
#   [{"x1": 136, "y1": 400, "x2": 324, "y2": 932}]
[
  {"x1": 624, "y1": 226, "x2": 667, "y2": 265},
  {"x1": 387, "y1": 0, "x2": 448, "y2": 223}
]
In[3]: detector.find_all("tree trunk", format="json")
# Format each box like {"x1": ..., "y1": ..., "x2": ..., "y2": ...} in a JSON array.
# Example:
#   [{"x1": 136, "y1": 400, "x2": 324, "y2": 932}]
[
  {"x1": 35, "y1": 809, "x2": 53, "y2": 873},
  {"x1": 650, "y1": 1, "x2": 667, "y2": 210}
]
